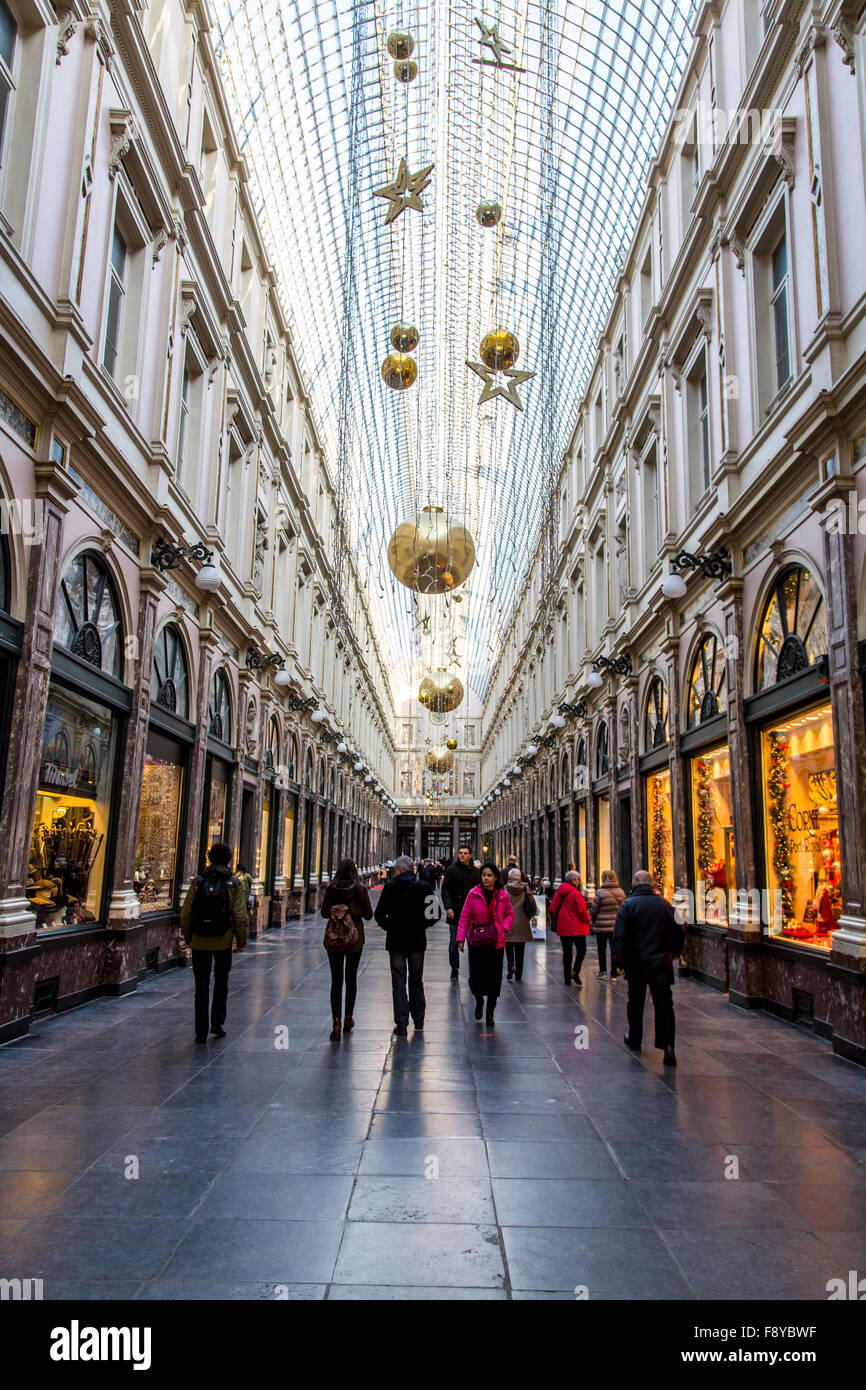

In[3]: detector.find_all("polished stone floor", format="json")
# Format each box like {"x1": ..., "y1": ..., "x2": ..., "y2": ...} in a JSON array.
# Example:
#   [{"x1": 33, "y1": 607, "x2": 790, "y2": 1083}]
[{"x1": 1, "y1": 903, "x2": 866, "y2": 1300}]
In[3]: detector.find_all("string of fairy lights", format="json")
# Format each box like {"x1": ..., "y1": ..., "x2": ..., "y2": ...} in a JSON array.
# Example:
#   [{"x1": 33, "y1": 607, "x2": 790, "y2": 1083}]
[{"x1": 212, "y1": 0, "x2": 693, "y2": 750}]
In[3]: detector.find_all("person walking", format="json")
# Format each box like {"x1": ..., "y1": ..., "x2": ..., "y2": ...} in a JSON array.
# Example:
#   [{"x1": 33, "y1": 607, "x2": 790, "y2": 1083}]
[
  {"x1": 374, "y1": 855, "x2": 432, "y2": 1036},
  {"x1": 504, "y1": 868, "x2": 537, "y2": 980},
  {"x1": 548, "y1": 870, "x2": 591, "y2": 986},
  {"x1": 419, "y1": 858, "x2": 437, "y2": 888},
  {"x1": 180, "y1": 842, "x2": 248, "y2": 1044},
  {"x1": 591, "y1": 868, "x2": 626, "y2": 979},
  {"x1": 457, "y1": 862, "x2": 513, "y2": 1025},
  {"x1": 612, "y1": 869, "x2": 684, "y2": 1066},
  {"x1": 321, "y1": 857, "x2": 373, "y2": 1041},
  {"x1": 235, "y1": 861, "x2": 253, "y2": 909},
  {"x1": 441, "y1": 846, "x2": 481, "y2": 982}
]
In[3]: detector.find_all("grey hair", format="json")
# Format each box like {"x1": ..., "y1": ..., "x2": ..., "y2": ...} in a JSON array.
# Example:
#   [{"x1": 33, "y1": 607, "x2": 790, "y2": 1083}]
[
  {"x1": 507, "y1": 868, "x2": 522, "y2": 882},
  {"x1": 565, "y1": 870, "x2": 580, "y2": 884},
  {"x1": 393, "y1": 856, "x2": 415, "y2": 874}
]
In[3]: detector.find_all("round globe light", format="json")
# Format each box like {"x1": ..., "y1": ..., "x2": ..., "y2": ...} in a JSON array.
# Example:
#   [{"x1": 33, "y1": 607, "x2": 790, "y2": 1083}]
[
  {"x1": 311, "y1": 708, "x2": 325, "y2": 724},
  {"x1": 274, "y1": 668, "x2": 292, "y2": 686},
  {"x1": 354, "y1": 760, "x2": 363, "y2": 772},
  {"x1": 364, "y1": 774, "x2": 373, "y2": 784},
  {"x1": 495, "y1": 788, "x2": 502, "y2": 796},
  {"x1": 552, "y1": 713, "x2": 566, "y2": 728},
  {"x1": 587, "y1": 670, "x2": 604, "y2": 689},
  {"x1": 526, "y1": 743, "x2": 538, "y2": 756},
  {"x1": 503, "y1": 778, "x2": 511, "y2": 788},
  {"x1": 337, "y1": 741, "x2": 348, "y2": 753},
  {"x1": 661, "y1": 571, "x2": 688, "y2": 600},
  {"x1": 196, "y1": 563, "x2": 221, "y2": 592}
]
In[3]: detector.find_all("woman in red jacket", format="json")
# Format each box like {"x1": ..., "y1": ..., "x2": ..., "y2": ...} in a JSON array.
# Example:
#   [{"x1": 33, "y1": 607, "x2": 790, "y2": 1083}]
[
  {"x1": 457, "y1": 862, "x2": 514, "y2": 1026},
  {"x1": 549, "y1": 870, "x2": 591, "y2": 986}
]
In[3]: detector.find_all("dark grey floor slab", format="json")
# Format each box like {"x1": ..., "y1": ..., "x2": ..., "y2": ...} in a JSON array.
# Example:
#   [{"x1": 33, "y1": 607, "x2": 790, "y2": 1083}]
[
  {"x1": 661, "y1": 1227, "x2": 843, "y2": 1301},
  {"x1": 367, "y1": 1110, "x2": 482, "y2": 1139},
  {"x1": 196, "y1": 1173, "x2": 354, "y2": 1221},
  {"x1": 493, "y1": 1178, "x2": 650, "y2": 1228},
  {"x1": 348, "y1": 1176, "x2": 495, "y2": 1224},
  {"x1": 358, "y1": 1137, "x2": 488, "y2": 1177},
  {"x1": 500, "y1": 1225, "x2": 692, "y2": 1295},
  {"x1": 327, "y1": 1284, "x2": 508, "y2": 1300},
  {"x1": 630, "y1": 1179, "x2": 805, "y2": 1230},
  {"x1": 486, "y1": 1138, "x2": 620, "y2": 1181},
  {"x1": 331, "y1": 1221, "x2": 505, "y2": 1288},
  {"x1": 136, "y1": 1281, "x2": 327, "y2": 1300},
  {"x1": 0, "y1": 1217, "x2": 188, "y2": 1279},
  {"x1": 163, "y1": 1218, "x2": 345, "y2": 1283}
]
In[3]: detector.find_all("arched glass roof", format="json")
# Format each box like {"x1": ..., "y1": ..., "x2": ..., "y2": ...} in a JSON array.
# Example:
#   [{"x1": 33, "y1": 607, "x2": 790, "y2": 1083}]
[{"x1": 212, "y1": 0, "x2": 693, "y2": 706}]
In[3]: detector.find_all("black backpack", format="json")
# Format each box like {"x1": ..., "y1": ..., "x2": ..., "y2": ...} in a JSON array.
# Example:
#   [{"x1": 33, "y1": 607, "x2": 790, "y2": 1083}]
[{"x1": 190, "y1": 870, "x2": 233, "y2": 938}]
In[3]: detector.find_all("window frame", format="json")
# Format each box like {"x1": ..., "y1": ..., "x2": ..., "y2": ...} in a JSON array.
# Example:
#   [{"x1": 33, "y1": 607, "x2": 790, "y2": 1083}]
[{"x1": 747, "y1": 191, "x2": 796, "y2": 420}]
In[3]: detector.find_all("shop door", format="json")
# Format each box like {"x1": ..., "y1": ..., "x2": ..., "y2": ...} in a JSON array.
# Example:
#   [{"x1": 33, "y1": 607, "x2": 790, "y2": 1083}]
[
  {"x1": 560, "y1": 805, "x2": 570, "y2": 877},
  {"x1": 239, "y1": 787, "x2": 255, "y2": 871},
  {"x1": 619, "y1": 794, "x2": 633, "y2": 889},
  {"x1": 546, "y1": 811, "x2": 555, "y2": 882}
]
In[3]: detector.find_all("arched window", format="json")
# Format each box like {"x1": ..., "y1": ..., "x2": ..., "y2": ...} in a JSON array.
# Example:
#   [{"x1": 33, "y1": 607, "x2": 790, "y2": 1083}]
[
  {"x1": 266, "y1": 716, "x2": 280, "y2": 772},
  {"x1": 318, "y1": 760, "x2": 326, "y2": 795},
  {"x1": 575, "y1": 737, "x2": 587, "y2": 792},
  {"x1": 304, "y1": 750, "x2": 314, "y2": 791},
  {"x1": 644, "y1": 676, "x2": 669, "y2": 750},
  {"x1": 288, "y1": 735, "x2": 299, "y2": 781},
  {"x1": 208, "y1": 669, "x2": 232, "y2": 742},
  {"x1": 329, "y1": 770, "x2": 335, "y2": 801},
  {"x1": 756, "y1": 565, "x2": 827, "y2": 690},
  {"x1": 152, "y1": 624, "x2": 189, "y2": 718},
  {"x1": 561, "y1": 757, "x2": 571, "y2": 797},
  {"x1": 55, "y1": 551, "x2": 123, "y2": 678},
  {"x1": 687, "y1": 632, "x2": 727, "y2": 727},
  {"x1": 595, "y1": 722, "x2": 609, "y2": 779}
]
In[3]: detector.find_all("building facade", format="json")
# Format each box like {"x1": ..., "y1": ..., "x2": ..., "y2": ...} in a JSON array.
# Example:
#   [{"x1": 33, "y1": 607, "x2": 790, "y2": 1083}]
[
  {"x1": 480, "y1": 0, "x2": 866, "y2": 1061},
  {"x1": 0, "y1": 0, "x2": 395, "y2": 1041}
]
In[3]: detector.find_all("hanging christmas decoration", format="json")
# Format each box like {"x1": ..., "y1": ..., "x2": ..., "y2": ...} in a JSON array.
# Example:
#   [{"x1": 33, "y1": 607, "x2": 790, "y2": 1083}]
[
  {"x1": 445, "y1": 737, "x2": 458, "y2": 751},
  {"x1": 650, "y1": 779, "x2": 670, "y2": 890},
  {"x1": 466, "y1": 359, "x2": 535, "y2": 411},
  {"x1": 425, "y1": 744, "x2": 454, "y2": 773},
  {"x1": 694, "y1": 757, "x2": 715, "y2": 904},
  {"x1": 381, "y1": 352, "x2": 418, "y2": 391},
  {"x1": 475, "y1": 200, "x2": 502, "y2": 228},
  {"x1": 472, "y1": 16, "x2": 525, "y2": 73},
  {"x1": 480, "y1": 329, "x2": 519, "y2": 371},
  {"x1": 387, "y1": 505, "x2": 475, "y2": 594},
  {"x1": 394, "y1": 59, "x2": 418, "y2": 82},
  {"x1": 429, "y1": 709, "x2": 448, "y2": 726},
  {"x1": 390, "y1": 322, "x2": 419, "y2": 353},
  {"x1": 386, "y1": 30, "x2": 414, "y2": 60},
  {"x1": 374, "y1": 157, "x2": 434, "y2": 224},
  {"x1": 767, "y1": 731, "x2": 796, "y2": 928},
  {"x1": 419, "y1": 669, "x2": 464, "y2": 714}
]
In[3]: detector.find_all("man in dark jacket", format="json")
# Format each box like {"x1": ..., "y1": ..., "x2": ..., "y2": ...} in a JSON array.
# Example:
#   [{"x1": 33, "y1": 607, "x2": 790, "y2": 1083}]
[
  {"x1": 612, "y1": 870, "x2": 684, "y2": 1066},
  {"x1": 374, "y1": 856, "x2": 434, "y2": 1035},
  {"x1": 418, "y1": 859, "x2": 437, "y2": 887},
  {"x1": 441, "y1": 846, "x2": 481, "y2": 982},
  {"x1": 180, "y1": 842, "x2": 248, "y2": 1044}
]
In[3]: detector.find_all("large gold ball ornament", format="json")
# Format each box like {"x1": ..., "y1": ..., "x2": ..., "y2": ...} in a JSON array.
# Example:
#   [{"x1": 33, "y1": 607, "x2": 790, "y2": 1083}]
[
  {"x1": 390, "y1": 322, "x2": 419, "y2": 353},
  {"x1": 381, "y1": 352, "x2": 418, "y2": 391},
  {"x1": 480, "y1": 329, "x2": 519, "y2": 371},
  {"x1": 476, "y1": 201, "x2": 502, "y2": 228},
  {"x1": 394, "y1": 59, "x2": 418, "y2": 82},
  {"x1": 418, "y1": 668, "x2": 464, "y2": 714},
  {"x1": 387, "y1": 505, "x2": 475, "y2": 595},
  {"x1": 425, "y1": 744, "x2": 454, "y2": 773},
  {"x1": 387, "y1": 30, "x2": 414, "y2": 59},
  {"x1": 445, "y1": 737, "x2": 458, "y2": 751}
]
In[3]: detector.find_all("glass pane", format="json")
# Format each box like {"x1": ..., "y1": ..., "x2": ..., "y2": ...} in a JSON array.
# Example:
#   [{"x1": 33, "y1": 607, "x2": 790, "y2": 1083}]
[
  {"x1": 771, "y1": 234, "x2": 787, "y2": 288},
  {"x1": 111, "y1": 224, "x2": 127, "y2": 279},
  {"x1": 691, "y1": 745, "x2": 731, "y2": 924},
  {"x1": 29, "y1": 684, "x2": 117, "y2": 928},
  {"x1": 645, "y1": 769, "x2": 674, "y2": 900},
  {"x1": 773, "y1": 285, "x2": 790, "y2": 387},
  {"x1": 103, "y1": 276, "x2": 123, "y2": 377},
  {"x1": 135, "y1": 748, "x2": 184, "y2": 912},
  {"x1": 206, "y1": 775, "x2": 227, "y2": 848},
  {"x1": 283, "y1": 796, "x2": 296, "y2": 880},
  {"x1": 595, "y1": 794, "x2": 610, "y2": 881},
  {"x1": 0, "y1": 0, "x2": 16, "y2": 72}
]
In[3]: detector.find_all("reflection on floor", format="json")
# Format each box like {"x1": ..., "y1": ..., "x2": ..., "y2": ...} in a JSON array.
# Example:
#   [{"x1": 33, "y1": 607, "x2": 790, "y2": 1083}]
[{"x1": 1, "y1": 902, "x2": 865, "y2": 1300}]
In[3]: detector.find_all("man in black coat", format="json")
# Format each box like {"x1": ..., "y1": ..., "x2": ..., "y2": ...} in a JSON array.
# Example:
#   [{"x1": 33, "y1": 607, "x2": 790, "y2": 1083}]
[
  {"x1": 612, "y1": 869, "x2": 685, "y2": 1066},
  {"x1": 441, "y1": 846, "x2": 481, "y2": 982},
  {"x1": 374, "y1": 856, "x2": 435, "y2": 1036}
]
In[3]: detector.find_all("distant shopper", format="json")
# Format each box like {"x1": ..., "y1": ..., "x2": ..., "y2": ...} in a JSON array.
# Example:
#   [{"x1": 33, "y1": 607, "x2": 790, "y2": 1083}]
[
  {"x1": 374, "y1": 855, "x2": 432, "y2": 1035},
  {"x1": 457, "y1": 862, "x2": 514, "y2": 1026},
  {"x1": 504, "y1": 868, "x2": 537, "y2": 981},
  {"x1": 181, "y1": 842, "x2": 248, "y2": 1044},
  {"x1": 321, "y1": 858, "x2": 373, "y2": 1041},
  {"x1": 441, "y1": 846, "x2": 481, "y2": 982},
  {"x1": 548, "y1": 870, "x2": 591, "y2": 986},
  {"x1": 235, "y1": 861, "x2": 254, "y2": 911},
  {"x1": 591, "y1": 869, "x2": 626, "y2": 979},
  {"x1": 612, "y1": 869, "x2": 684, "y2": 1066},
  {"x1": 419, "y1": 859, "x2": 438, "y2": 888}
]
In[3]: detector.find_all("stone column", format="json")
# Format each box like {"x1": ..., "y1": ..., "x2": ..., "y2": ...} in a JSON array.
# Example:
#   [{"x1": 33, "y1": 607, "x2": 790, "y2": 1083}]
[
  {"x1": 179, "y1": 628, "x2": 220, "y2": 891},
  {"x1": 414, "y1": 814, "x2": 422, "y2": 862},
  {"x1": 107, "y1": 567, "x2": 168, "y2": 931},
  {"x1": 625, "y1": 673, "x2": 644, "y2": 876},
  {"x1": 452, "y1": 814, "x2": 460, "y2": 860}
]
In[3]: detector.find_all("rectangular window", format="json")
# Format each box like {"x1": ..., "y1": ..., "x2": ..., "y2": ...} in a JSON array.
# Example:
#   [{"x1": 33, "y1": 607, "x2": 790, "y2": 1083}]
[
  {"x1": 771, "y1": 233, "x2": 791, "y2": 391},
  {"x1": 639, "y1": 250, "x2": 653, "y2": 328},
  {"x1": 283, "y1": 793, "x2": 297, "y2": 883},
  {"x1": 698, "y1": 366, "x2": 710, "y2": 487},
  {"x1": 645, "y1": 769, "x2": 674, "y2": 901},
  {"x1": 135, "y1": 729, "x2": 186, "y2": 913},
  {"x1": 686, "y1": 350, "x2": 711, "y2": 503},
  {"x1": 0, "y1": 0, "x2": 15, "y2": 158},
  {"x1": 464, "y1": 725, "x2": 476, "y2": 747},
  {"x1": 177, "y1": 367, "x2": 190, "y2": 476},
  {"x1": 691, "y1": 745, "x2": 732, "y2": 925},
  {"x1": 642, "y1": 445, "x2": 659, "y2": 570},
  {"x1": 103, "y1": 223, "x2": 127, "y2": 378}
]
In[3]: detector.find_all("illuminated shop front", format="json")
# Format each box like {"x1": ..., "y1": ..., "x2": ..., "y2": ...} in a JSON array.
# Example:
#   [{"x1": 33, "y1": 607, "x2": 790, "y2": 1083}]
[
  {"x1": 201, "y1": 668, "x2": 234, "y2": 863},
  {"x1": 593, "y1": 722, "x2": 611, "y2": 882},
  {"x1": 684, "y1": 633, "x2": 731, "y2": 926},
  {"x1": 641, "y1": 677, "x2": 673, "y2": 899},
  {"x1": 134, "y1": 626, "x2": 192, "y2": 914}
]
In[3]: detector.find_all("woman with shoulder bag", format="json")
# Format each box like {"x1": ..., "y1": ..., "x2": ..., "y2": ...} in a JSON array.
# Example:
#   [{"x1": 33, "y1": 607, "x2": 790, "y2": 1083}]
[
  {"x1": 457, "y1": 862, "x2": 514, "y2": 1026},
  {"x1": 321, "y1": 858, "x2": 372, "y2": 1041},
  {"x1": 504, "y1": 868, "x2": 536, "y2": 981},
  {"x1": 591, "y1": 868, "x2": 626, "y2": 979},
  {"x1": 548, "y1": 870, "x2": 591, "y2": 987}
]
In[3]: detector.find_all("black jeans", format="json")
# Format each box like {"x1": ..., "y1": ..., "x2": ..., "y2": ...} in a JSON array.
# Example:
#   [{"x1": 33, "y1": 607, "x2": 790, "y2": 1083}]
[
  {"x1": 447, "y1": 917, "x2": 460, "y2": 971},
  {"x1": 505, "y1": 942, "x2": 526, "y2": 978},
  {"x1": 192, "y1": 949, "x2": 232, "y2": 1037},
  {"x1": 626, "y1": 972, "x2": 676, "y2": 1050},
  {"x1": 467, "y1": 944, "x2": 504, "y2": 1009},
  {"x1": 596, "y1": 932, "x2": 616, "y2": 974},
  {"x1": 327, "y1": 949, "x2": 362, "y2": 1019},
  {"x1": 560, "y1": 935, "x2": 587, "y2": 982},
  {"x1": 389, "y1": 949, "x2": 426, "y2": 1026}
]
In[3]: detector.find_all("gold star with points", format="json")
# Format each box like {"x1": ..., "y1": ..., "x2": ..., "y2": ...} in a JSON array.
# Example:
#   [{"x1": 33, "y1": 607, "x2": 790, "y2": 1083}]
[
  {"x1": 472, "y1": 16, "x2": 526, "y2": 72},
  {"x1": 466, "y1": 359, "x2": 536, "y2": 411},
  {"x1": 373, "y1": 157, "x2": 434, "y2": 224}
]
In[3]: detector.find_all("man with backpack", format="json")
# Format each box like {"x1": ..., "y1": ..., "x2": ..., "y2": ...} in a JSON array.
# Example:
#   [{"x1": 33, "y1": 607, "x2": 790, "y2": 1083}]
[
  {"x1": 374, "y1": 856, "x2": 435, "y2": 1036},
  {"x1": 180, "y1": 842, "x2": 248, "y2": 1044}
]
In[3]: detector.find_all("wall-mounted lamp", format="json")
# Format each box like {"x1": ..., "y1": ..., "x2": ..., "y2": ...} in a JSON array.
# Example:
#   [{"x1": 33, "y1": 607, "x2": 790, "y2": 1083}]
[
  {"x1": 590, "y1": 654, "x2": 632, "y2": 687},
  {"x1": 661, "y1": 549, "x2": 731, "y2": 600},
  {"x1": 151, "y1": 537, "x2": 220, "y2": 591},
  {"x1": 558, "y1": 700, "x2": 588, "y2": 719},
  {"x1": 246, "y1": 645, "x2": 285, "y2": 673},
  {"x1": 288, "y1": 695, "x2": 318, "y2": 712}
]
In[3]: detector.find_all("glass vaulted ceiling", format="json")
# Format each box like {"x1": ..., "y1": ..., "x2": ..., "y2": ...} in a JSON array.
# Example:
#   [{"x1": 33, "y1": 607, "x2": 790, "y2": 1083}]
[{"x1": 212, "y1": 0, "x2": 693, "y2": 710}]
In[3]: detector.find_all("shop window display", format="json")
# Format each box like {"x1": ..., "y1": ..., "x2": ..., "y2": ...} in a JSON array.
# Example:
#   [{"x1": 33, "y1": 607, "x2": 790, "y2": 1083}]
[
  {"x1": 258, "y1": 784, "x2": 271, "y2": 883},
  {"x1": 134, "y1": 730, "x2": 184, "y2": 911},
  {"x1": 283, "y1": 795, "x2": 297, "y2": 882},
  {"x1": 28, "y1": 684, "x2": 117, "y2": 928},
  {"x1": 595, "y1": 792, "x2": 610, "y2": 879},
  {"x1": 691, "y1": 744, "x2": 732, "y2": 923},
  {"x1": 206, "y1": 762, "x2": 229, "y2": 848},
  {"x1": 645, "y1": 769, "x2": 674, "y2": 900},
  {"x1": 761, "y1": 702, "x2": 840, "y2": 949}
]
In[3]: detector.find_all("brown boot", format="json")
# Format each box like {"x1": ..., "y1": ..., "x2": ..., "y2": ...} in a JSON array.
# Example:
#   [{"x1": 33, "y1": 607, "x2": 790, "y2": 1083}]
[
  {"x1": 329, "y1": 1019, "x2": 342, "y2": 1041},
  {"x1": 343, "y1": 1016, "x2": 355, "y2": 1031}
]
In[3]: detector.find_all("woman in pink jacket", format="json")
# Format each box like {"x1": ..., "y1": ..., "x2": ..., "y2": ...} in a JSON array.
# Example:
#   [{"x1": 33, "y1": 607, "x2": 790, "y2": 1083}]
[
  {"x1": 549, "y1": 870, "x2": 591, "y2": 987},
  {"x1": 457, "y1": 862, "x2": 514, "y2": 1026}
]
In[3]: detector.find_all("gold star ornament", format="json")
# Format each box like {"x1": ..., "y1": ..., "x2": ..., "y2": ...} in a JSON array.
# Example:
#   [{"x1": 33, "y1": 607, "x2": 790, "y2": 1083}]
[
  {"x1": 374, "y1": 157, "x2": 434, "y2": 224},
  {"x1": 466, "y1": 360, "x2": 536, "y2": 411}
]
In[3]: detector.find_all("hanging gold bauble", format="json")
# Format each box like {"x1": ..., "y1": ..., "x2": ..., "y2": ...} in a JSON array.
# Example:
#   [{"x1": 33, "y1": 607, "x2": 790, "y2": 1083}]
[
  {"x1": 387, "y1": 30, "x2": 414, "y2": 59},
  {"x1": 425, "y1": 744, "x2": 454, "y2": 773},
  {"x1": 418, "y1": 668, "x2": 464, "y2": 714},
  {"x1": 394, "y1": 59, "x2": 418, "y2": 82},
  {"x1": 390, "y1": 322, "x2": 419, "y2": 353},
  {"x1": 445, "y1": 737, "x2": 458, "y2": 751},
  {"x1": 381, "y1": 352, "x2": 418, "y2": 390},
  {"x1": 387, "y1": 505, "x2": 475, "y2": 594},
  {"x1": 480, "y1": 329, "x2": 519, "y2": 372},
  {"x1": 476, "y1": 201, "x2": 502, "y2": 228}
]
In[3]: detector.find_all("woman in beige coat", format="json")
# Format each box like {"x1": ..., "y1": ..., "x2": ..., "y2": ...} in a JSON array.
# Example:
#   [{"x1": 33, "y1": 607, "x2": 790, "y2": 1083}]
[
  {"x1": 504, "y1": 868, "x2": 537, "y2": 981},
  {"x1": 590, "y1": 868, "x2": 626, "y2": 979}
]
